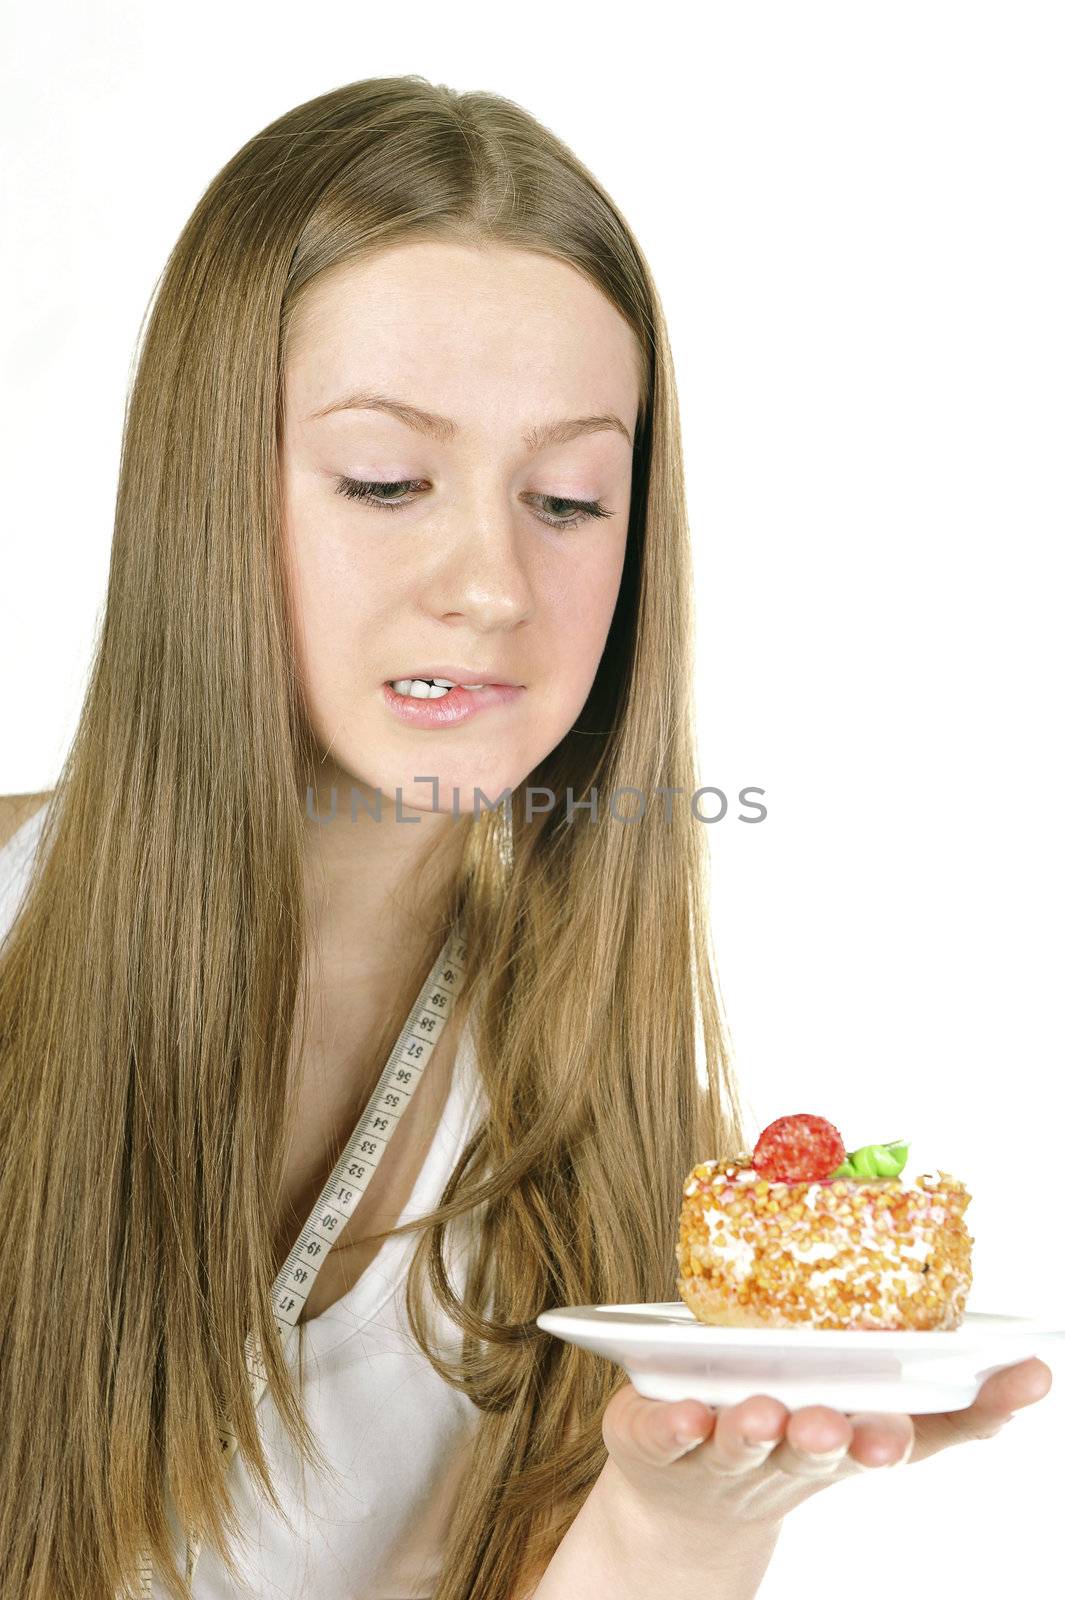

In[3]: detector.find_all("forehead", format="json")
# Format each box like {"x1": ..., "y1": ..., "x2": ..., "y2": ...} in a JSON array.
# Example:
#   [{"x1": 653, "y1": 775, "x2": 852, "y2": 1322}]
[{"x1": 284, "y1": 239, "x2": 644, "y2": 426}]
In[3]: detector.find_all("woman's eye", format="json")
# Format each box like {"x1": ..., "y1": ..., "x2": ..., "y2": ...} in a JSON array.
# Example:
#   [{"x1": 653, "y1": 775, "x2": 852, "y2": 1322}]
[
  {"x1": 333, "y1": 477, "x2": 611, "y2": 530},
  {"x1": 334, "y1": 477, "x2": 421, "y2": 511},
  {"x1": 535, "y1": 495, "x2": 611, "y2": 530}
]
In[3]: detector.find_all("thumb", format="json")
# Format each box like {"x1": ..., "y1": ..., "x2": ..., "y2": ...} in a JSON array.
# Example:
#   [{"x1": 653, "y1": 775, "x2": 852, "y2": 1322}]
[{"x1": 602, "y1": 1381, "x2": 716, "y2": 1467}]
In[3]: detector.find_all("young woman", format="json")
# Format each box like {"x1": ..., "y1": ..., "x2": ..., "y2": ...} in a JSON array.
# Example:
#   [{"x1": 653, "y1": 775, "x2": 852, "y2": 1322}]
[{"x1": 0, "y1": 75, "x2": 1050, "y2": 1600}]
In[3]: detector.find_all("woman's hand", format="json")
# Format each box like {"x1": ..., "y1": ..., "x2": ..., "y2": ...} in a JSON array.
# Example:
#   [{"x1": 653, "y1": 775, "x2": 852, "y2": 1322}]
[
  {"x1": 597, "y1": 1355, "x2": 1054, "y2": 1535},
  {"x1": 529, "y1": 1359, "x2": 1054, "y2": 1599}
]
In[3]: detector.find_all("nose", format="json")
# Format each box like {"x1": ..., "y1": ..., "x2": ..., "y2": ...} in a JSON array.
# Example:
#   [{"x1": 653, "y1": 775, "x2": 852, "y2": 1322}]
[{"x1": 423, "y1": 494, "x2": 536, "y2": 632}]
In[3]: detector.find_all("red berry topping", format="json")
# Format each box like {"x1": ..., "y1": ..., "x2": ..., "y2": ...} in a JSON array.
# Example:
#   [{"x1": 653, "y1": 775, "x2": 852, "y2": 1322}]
[{"x1": 751, "y1": 1114, "x2": 846, "y2": 1182}]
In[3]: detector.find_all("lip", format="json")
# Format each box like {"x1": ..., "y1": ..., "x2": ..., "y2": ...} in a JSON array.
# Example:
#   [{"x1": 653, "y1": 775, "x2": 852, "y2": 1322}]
[
  {"x1": 383, "y1": 666, "x2": 523, "y2": 689},
  {"x1": 381, "y1": 680, "x2": 525, "y2": 728}
]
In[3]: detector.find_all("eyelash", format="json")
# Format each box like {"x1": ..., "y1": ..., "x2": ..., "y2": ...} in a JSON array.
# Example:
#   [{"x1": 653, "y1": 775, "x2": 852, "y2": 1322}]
[{"x1": 333, "y1": 477, "x2": 611, "y2": 531}]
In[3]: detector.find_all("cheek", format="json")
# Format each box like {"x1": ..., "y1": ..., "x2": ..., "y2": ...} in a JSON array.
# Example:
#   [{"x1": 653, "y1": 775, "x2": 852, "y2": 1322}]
[
  {"x1": 540, "y1": 534, "x2": 627, "y2": 689},
  {"x1": 282, "y1": 508, "x2": 392, "y2": 711}
]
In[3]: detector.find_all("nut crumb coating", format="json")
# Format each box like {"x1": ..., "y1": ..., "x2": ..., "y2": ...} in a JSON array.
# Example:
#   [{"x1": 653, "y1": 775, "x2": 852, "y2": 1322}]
[{"x1": 675, "y1": 1158, "x2": 974, "y2": 1331}]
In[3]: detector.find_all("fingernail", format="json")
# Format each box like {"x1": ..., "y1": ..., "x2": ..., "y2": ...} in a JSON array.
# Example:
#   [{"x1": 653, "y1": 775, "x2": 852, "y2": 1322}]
[
  {"x1": 735, "y1": 1437, "x2": 777, "y2": 1465},
  {"x1": 800, "y1": 1442, "x2": 849, "y2": 1463},
  {"x1": 856, "y1": 1440, "x2": 913, "y2": 1470},
  {"x1": 674, "y1": 1431, "x2": 708, "y2": 1456}
]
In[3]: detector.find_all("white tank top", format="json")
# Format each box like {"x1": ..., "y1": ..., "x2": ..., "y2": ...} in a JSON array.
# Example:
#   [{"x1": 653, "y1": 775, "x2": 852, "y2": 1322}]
[{"x1": 0, "y1": 799, "x2": 489, "y2": 1599}]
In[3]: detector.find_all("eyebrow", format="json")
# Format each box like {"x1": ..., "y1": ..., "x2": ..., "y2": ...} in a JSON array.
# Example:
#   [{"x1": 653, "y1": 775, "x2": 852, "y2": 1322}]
[{"x1": 308, "y1": 387, "x2": 632, "y2": 452}]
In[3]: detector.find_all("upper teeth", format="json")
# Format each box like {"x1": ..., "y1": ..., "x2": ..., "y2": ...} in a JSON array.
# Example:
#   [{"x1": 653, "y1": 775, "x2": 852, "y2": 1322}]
[{"x1": 391, "y1": 677, "x2": 486, "y2": 698}]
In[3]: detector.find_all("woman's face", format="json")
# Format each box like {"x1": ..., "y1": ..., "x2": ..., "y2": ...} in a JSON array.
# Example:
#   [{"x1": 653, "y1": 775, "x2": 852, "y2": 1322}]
[{"x1": 281, "y1": 238, "x2": 642, "y2": 816}]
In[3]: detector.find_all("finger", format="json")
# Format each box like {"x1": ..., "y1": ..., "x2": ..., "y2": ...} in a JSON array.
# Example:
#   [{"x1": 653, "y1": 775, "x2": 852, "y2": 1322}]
[
  {"x1": 968, "y1": 1356, "x2": 1053, "y2": 1421},
  {"x1": 766, "y1": 1406, "x2": 857, "y2": 1479},
  {"x1": 846, "y1": 1411, "x2": 916, "y2": 1470},
  {"x1": 912, "y1": 1357, "x2": 1054, "y2": 1459},
  {"x1": 729, "y1": 1408, "x2": 857, "y2": 1478},
  {"x1": 699, "y1": 1394, "x2": 791, "y2": 1475},
  {"x1": 601, "y1": 1382, "x2": 718, "y2": 1468}
]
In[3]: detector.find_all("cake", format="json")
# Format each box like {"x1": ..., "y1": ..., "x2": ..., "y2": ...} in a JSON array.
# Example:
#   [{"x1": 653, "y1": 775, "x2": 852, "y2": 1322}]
[{"x1": 675, "y1": 1113, "x2": 974, "y2": 1331}]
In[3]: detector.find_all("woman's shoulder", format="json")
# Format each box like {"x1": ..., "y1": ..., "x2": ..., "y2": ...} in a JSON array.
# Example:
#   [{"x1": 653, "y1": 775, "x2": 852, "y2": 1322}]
[
  {"x1": 0, "y1": 792, "x2": 54, "y2": 938},
  {"x1": 0, "y1": 791, "x2": 54, "y2": 853}
]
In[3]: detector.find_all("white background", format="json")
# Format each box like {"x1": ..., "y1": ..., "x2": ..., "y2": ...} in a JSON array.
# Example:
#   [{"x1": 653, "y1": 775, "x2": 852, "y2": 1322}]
[{"x1": 2, "y1": 2, "x2": 1062, "y2": 1592}]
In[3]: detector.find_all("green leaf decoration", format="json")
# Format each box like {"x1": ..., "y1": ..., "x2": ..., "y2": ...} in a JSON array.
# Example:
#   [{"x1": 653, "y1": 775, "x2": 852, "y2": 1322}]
[{"x1": 827, "y1": 1139, "x2": 909, "y2": 1181}]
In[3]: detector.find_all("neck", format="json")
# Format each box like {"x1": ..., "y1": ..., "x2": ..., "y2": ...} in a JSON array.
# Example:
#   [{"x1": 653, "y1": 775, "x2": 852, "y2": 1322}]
[
  {"x1": 272, "y1": 770, "x2": 473, "y2": 1259},
  {"x1": 301, "y1": 773, "x2": 470, "y2": 963},
  {"x1": 293, "y1": 769, "x2": 472, "y2": 1100}
]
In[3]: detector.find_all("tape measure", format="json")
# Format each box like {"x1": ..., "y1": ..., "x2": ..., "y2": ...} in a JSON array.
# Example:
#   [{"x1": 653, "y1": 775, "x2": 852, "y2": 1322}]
[{"x1": 125, "y1": 919, "x2": 468, "y2": 1596}]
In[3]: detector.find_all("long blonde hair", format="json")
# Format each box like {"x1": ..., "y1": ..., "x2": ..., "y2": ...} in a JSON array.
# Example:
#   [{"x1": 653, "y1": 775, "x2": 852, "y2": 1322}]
[{"x1": 0, "y1": 77, "x2": 751, "y2": 1600}]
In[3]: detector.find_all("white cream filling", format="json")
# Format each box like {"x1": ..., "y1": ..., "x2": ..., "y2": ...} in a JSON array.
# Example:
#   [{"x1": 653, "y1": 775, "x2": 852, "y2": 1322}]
[
  {"x1": 699, "y1": 1215, "x2": 757, "y2": 1277},
  {"x1": 698, "y1": 1196, "x2": 941, "y2": 1287}
]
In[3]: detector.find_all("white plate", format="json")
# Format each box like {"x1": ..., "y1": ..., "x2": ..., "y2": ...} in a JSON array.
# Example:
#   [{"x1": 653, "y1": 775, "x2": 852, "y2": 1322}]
[{"x1": 535, "y1": 1302, "x2": 1065, "y2": 1414}]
